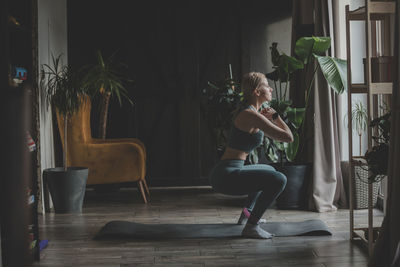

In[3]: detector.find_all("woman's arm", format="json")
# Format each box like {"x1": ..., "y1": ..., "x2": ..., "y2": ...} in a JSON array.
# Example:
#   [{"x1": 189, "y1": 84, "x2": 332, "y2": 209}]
[
  {"x1": 260, "y1": 108, "x2": 289, "y2": 131},
  {"x1": 249, "y1": 109, "x2": 294, "y2": 143}
]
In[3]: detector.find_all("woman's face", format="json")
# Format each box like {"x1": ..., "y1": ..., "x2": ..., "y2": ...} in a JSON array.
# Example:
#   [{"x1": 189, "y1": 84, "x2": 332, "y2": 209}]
[{"x1": 256, "y1": 78, "x2": 273, "y2": 102}]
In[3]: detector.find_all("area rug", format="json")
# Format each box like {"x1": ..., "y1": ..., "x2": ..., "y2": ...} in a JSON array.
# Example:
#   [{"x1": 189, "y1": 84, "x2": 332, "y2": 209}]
[{"x1": 95, "y1": 219, "x2": 332, "y2": 240}]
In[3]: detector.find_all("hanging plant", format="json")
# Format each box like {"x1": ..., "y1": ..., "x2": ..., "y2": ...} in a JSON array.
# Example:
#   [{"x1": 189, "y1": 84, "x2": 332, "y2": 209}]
[{"x1": 362, "y1": 112, "x2": 391, "y2": 183}]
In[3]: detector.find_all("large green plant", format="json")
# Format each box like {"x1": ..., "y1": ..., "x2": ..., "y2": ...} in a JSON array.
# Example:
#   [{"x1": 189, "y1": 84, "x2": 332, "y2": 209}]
[
  {"x1": 41, "y1": 55, "x2": 86, "y2": 171},
  {"x1": 201, "y1": 71, "x2": 242, "y2": 152},
  {"x1": 264, "y1": 37, "x2": 347, "y2": 164},
  {"x1": 82, "y1": 50, "x2": 133, "y2": 139}
]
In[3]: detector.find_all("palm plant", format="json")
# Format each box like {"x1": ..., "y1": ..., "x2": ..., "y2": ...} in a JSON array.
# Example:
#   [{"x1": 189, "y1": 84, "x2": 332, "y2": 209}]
[
  {"x1": 82, "y1": 50, "x2": 133, "y2": 139},
  {"x1": 351, "y1": 101, "x2": 368, "y2": 155},
  {"x1": 264, "y1": 37, "x2": 347, "y2": 164},
  {"x1": 41, "y1": 55, "x2": 85, "y2": 171}
]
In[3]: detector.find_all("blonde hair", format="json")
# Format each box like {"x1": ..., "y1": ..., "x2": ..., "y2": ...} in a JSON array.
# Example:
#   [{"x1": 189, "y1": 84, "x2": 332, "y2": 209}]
[{"x1": 241, "y1": 72, "x2": 265, "y2": 101}]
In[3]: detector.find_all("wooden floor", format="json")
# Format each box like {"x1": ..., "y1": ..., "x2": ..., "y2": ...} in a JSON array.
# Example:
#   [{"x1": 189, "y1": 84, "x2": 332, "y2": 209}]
[{"x1": 34, "y1": 186, "x2": 383, "y2": 266}]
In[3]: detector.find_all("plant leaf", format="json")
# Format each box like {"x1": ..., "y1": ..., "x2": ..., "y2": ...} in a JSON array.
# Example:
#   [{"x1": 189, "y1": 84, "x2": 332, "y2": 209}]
[
  {"x1": 284, "y1": 132, "x2": 299, "y2": 162},
  {"x1": 264, "y1": 137, "x2": 278, "y2": 163},
  {"x1": 275, "y1": 141, "x2": 285, "y2": 151},
  {"x1": 249, "y1": 150, "x2": 259, "y2": 164},
  {"x1": 266, "y1": 70, "x2": 279, "y2": 81},
  {"x1": 286, "y1": 107, "x2": 305, "y2": 129},
  {"x1": 295, "y1": 37, "x2": 331, "y2": 64},
  {"x1": 270, "y1": 42, "x2": 280, "y2": 66},
  {"x1": 311, "y1": 36, "x2": 331, "y2": 55},
  {"x1": 278, "y1": 54, "x2": 304, "y2": 81},
  {"x1": 315, "y1": 55, "x2": 347, "y2": 94},
  {"x1": 295, "y1": 37, "x2": 315, "y2": 63}
]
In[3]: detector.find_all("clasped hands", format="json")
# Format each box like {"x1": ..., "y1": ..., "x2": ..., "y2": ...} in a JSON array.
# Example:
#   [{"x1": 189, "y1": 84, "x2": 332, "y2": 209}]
[{"x1": 260, "y1": 107, "x2": 278, "y2": 122}]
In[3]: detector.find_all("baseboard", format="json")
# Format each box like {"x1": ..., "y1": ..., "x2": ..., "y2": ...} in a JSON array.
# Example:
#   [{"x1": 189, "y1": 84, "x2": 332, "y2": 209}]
[
  {"x1": 86, "y1": 177, "x2": 211, "y2": 188},
  {"x1": 147, "y1": 177, "x2": 210, "y2": 187}
]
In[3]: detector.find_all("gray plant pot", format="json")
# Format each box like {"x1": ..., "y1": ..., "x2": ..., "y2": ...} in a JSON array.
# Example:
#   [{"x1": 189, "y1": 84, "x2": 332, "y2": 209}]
[
  {"x1": 43, "y1": 167, "x2": 88, "y2": 213},
  {"x1": 272, "y1": 163, "x2": 312, "y2": 210}
]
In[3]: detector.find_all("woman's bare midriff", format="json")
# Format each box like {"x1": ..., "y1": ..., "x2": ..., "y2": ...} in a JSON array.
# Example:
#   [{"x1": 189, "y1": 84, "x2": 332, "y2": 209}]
[{"x1": 220, "y1": 147, "x2": 248, "y2": 161}]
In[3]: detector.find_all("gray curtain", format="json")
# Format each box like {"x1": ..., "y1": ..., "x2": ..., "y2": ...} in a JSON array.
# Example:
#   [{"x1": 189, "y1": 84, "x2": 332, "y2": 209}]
[
  {"x1": 291, "y1": 0, "x2": 347, "y2": 212},
  {"x1": 311, "y1": 0, "x2": 347, "y2": 212},
  {"x1": 370, "y1": 1, "x2": 400, "y2": 266}
]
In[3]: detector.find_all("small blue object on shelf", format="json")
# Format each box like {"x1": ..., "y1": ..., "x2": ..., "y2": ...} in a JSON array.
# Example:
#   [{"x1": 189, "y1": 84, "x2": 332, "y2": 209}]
[
  {"x1": 9, "y1": 66, "x2": 28, "y2": 87},
  {"x1": 13, "y1": 67, "x2": 28, "y2": 80},
  {"x1": 39, "y1": 239, "x2": 49, "y2": 251}
]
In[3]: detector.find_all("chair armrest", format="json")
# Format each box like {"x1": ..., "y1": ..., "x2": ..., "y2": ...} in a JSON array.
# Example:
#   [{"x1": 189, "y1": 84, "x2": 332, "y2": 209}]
[
  {"x1": 92, "y1": 138, "x2": 146, "y2": 159},
  {"x1": 87, "y1": 142, "x2": 145, "y2": 165}
]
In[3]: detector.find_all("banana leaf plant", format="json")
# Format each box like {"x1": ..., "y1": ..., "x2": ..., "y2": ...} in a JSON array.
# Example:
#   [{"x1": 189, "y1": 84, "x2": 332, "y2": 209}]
[
  {"x1": 82, "y1": 50, "x2": 133, "y2": 139},
  {"x1": 262, "y1": 37, "x2": 347, "y2": 165},
  {"x1": 41, "y1": 54, "x2": 86, "y2": 171}
]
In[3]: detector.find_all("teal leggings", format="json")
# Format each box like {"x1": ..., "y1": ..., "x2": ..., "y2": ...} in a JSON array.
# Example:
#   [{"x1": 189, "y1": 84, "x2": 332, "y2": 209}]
[{"x1": 209, "y1": 159, "x2": 287, "y2": 222}]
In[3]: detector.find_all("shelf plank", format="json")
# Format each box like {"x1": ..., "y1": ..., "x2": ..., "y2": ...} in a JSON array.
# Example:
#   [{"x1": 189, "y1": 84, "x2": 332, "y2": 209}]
[
  {"x1": 370, "y1": 82, "x2": 393, "y2": 94},
  {"x1": 348, "y1": 7, "x2": 366, "y2": 20},
  {"x1": 349, "y1": 83, "x2": 392, "y2": 94},
  {"x1": 352, "y1": 156, "x2": 366, "y2": 161},
  {"x1": 354, "y1": 227, "x2": 380, "y2": 232},
  {"x1": 348, "y1": 2, "x2": 395, "y2": 20},
  {"x1": 350, "y1": 84, "x2": 367, "y2": 93},
  {"x1": 369, "y1": 1, "x2": 396, "y2": 14},
  {"x1": 349, "y1": 6, "x2": 364, "y2": 15}
]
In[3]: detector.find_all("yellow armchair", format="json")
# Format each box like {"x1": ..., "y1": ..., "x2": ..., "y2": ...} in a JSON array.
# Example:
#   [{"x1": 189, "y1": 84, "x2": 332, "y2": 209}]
[{"x1": 56, "y1": 96, "x2": 149, "y2": 203}]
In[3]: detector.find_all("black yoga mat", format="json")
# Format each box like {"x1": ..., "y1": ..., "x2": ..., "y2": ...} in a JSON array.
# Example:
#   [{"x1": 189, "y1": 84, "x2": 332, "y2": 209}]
[{"x1": 95, "y1": 219, "x2": 331, "y2": 240}]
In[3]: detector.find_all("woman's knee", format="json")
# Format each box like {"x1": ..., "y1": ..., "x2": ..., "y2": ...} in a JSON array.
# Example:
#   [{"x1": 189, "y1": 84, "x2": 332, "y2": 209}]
[
  {"x1": 272, "y1": 171, "x2": 287, "y2": 191},
  {"x1": 258, "y1": 164, "x2": 276, "y2": 171},
  {"x1": 269, "y1": 165, "x2": 276, "y2": 171}
]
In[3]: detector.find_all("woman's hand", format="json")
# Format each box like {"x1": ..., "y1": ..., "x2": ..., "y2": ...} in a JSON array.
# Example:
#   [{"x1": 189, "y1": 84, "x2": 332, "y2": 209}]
[{"x1": 260, "y1": 107, "x2": 277, "y2": 121}]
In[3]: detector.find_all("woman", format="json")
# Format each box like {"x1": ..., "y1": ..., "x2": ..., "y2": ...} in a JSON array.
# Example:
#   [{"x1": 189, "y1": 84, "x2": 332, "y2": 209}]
[{"x1": 209, "y1": 72, "x2": 293, "y2": 239}]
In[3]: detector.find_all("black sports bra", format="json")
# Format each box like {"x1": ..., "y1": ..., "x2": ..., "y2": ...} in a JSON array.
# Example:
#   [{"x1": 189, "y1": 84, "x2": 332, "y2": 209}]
[{"x1": 226, "y1": 105, "x2": 264, "y2": 153}]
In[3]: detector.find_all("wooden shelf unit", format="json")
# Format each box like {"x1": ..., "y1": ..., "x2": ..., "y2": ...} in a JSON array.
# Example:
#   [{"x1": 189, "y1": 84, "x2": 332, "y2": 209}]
[
  {"x1": 1, "y1": 0, "x2": 40, "y2": 265},
  {"x1": 345, "y1": 0, "x2": 395, "y2": 257}
]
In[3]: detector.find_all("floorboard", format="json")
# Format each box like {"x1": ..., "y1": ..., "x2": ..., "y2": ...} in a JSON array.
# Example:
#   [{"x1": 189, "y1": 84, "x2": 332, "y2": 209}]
[{"x1": 34, "y1": 186, "x2": 382, "y2": 266}]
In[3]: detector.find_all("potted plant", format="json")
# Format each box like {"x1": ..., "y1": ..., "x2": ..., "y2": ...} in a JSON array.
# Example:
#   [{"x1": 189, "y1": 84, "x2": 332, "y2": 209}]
[
  {"x1": 346, "y1": 100, "x2": 368, "y2": 156},
  {"x1": 351, "y1": 109, "x2": 389, "y2": 213},
  {"x1": 263, "y1": 37, "x2": 347, "y2": 209},
  {"x1": 41, "y1": 55, "x2": 89, "y2": 213},
  {"x1": 201, "y1": 64, "x2": 242, "y2": 159},
  {"x1": 82, "y1": 50, "x2": 133, "y2": 139},
  {"x1": 363, "y1": 111, "x2": 390, "y2": 183}
]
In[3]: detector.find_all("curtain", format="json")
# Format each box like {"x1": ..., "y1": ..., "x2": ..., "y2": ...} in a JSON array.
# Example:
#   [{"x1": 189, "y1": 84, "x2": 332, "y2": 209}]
[
  {"x1": 311, "y1": 0, "x2": 347, "y2": 212},
  {"x1": 291, "y1": 0, "x2": 347, "y2": 212},
  {"x1": 370, "y1": 1, "x2": 400, "y2": 266}
]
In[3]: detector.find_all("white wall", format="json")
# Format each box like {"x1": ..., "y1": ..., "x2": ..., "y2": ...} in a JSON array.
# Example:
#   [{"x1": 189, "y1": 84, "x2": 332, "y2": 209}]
[
  {"x1": 37, "y1": 0, "x2": 68, "y2": 213},
  {"x1": 265, "y1": 17, "x2": 292, "y2": 74},
  {"x1": 334, "y1": 0, "x2": 369, "y2": 161},
  {"x1": 242, "y1": 15, "x2": 292, "y2": 100},
  {"x1": 348, "y1": 0, "x2": 371, "y2": 158}
]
